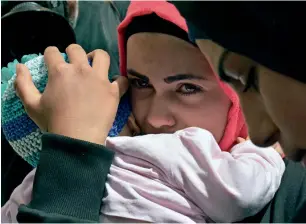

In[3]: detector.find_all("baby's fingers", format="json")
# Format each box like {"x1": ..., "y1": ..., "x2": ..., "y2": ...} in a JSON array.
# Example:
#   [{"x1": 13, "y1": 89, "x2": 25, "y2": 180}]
[{"x1": 237, "y1": 137, "x2": 246, "y2": 143}]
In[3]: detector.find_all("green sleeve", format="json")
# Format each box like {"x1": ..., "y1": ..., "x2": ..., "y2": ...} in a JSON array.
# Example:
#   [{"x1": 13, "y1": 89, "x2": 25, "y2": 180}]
[
  {"x1": 17, "y1": 133, "x2": 114, "y2": 223},
  {"x1": 240, "y1": 159, "x2": 306, "y2": 223}
]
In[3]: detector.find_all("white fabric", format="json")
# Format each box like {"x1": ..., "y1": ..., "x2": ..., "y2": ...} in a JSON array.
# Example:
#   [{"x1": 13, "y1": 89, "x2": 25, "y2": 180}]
[{"x1": 2, "y1": 127, "x2": 285, "y2": 223}]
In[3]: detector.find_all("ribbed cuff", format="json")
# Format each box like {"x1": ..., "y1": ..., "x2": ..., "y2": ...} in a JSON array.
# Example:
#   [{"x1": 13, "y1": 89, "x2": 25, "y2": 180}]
[{"x1": 17, "y1": 133, "x2": 114, "y2": 223}]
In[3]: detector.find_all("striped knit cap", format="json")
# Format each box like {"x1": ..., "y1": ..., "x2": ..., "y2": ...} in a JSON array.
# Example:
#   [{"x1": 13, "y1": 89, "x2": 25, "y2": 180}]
[{"x1": 1, "y1": 54, "x2": 131, "y2": 167}]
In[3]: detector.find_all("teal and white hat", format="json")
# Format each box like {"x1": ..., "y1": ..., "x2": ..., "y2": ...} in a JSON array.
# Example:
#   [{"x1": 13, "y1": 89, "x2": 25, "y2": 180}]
[{"x1": 2, "y1": 54, "x2": 131, "y2": 167}]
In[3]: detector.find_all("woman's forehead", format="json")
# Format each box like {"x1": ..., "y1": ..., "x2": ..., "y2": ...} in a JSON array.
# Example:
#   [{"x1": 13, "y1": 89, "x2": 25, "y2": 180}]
[{"x1": 127, "y1": 33, "x2": 215, "y2": 79}]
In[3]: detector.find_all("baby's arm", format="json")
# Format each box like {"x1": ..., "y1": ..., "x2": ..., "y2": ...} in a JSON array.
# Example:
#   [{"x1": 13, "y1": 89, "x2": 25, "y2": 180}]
[
  {"x1": 167, "y1": 128, "x2": 285, "y2": 222},
  {"x1": 106, "y1": 127, "x2": 285, "y2": 222}
]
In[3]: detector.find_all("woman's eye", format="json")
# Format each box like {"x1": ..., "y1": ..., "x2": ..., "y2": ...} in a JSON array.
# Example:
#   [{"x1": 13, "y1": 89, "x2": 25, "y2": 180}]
[
  {"x1": 178, "y1": 84, "x2": 202, "y2": 95},
  {"x1": 218, "y1": 50, "x2": 259, "y2": 93},
  {"x1": 218, "y1": 50, "x2": 234, "y2": 83},
  {"x1": 129, "y1": 79, "x2": 150, "y2": 89},
  {"x1": 242, "y1": 66, "x2": 259, "y2": 92}
]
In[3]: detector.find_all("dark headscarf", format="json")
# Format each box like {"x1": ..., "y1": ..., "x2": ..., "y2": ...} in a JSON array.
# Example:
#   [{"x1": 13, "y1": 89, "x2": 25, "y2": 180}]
[
  {"x1": 171, "y1": 2, "x2": 306, "y2": 83},
  {"x1": 125, "y1": 13, "x2": 193, "y2": 46}
]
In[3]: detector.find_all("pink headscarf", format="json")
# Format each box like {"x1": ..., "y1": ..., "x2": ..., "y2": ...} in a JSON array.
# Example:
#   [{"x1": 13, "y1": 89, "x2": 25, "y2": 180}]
[{"x1": 117, "y1": 1, "x2": 248, "y2": 151}]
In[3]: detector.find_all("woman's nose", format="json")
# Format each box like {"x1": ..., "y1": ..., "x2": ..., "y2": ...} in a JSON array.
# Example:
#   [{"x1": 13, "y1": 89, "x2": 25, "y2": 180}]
[{"x1": 146, "y1": 98, "x2": 175, "y2": 129}]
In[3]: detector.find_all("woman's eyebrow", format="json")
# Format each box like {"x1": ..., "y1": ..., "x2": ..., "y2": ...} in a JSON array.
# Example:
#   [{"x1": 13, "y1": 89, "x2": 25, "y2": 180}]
[
  {"x1": 164, "y1": 74, "x2": 205, "y2": 83},
  {"x1": 127, "y1": 69, "x2": 149, "y2": 82},
  {"x1": 127, "y1": 69, "x2": 205, "y2": 84}
]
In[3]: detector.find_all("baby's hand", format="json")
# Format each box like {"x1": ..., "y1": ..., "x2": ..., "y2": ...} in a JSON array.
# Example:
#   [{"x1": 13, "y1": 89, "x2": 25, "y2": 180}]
[
  {"x1": 119, "y1": 114, "x2": 141, "y2": 137},
  {"x1": 237, "y1": 137, "x2": 284, "y2": 156},
  {"x1": 237, "y1": 136, "x2": 251, "y2": 144}
]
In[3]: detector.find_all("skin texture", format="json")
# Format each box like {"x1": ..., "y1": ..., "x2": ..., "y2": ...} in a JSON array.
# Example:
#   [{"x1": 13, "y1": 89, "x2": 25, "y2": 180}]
[
  {"x1": 195, "y1": 39, "x2": 306, "y2": 163},
  {"x1": 126, "y1": 33, "x2": 231, "y2": 142}
]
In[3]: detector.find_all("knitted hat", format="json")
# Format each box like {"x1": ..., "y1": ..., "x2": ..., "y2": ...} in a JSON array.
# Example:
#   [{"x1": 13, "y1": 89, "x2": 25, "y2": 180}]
[{"x1": 1, "y1": 54, "x2": 131, "y2": 167}]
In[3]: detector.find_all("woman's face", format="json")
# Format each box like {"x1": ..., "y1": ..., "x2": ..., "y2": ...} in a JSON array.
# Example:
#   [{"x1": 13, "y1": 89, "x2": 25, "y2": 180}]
[
  {"x1": 126, "y1": 33, "x2": 230, "y2": 142},
  {"x1": 195, "y1": 39, "x2": 306, "y2": 164}
]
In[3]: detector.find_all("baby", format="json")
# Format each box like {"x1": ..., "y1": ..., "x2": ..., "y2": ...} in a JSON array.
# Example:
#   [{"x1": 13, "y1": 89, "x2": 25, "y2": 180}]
[
  {"x1": 2, "y1": 120, "x2": 284, "y2": 223},
  {"x1": 104, "y1": 127, "x2": 285, "y2": 223}
]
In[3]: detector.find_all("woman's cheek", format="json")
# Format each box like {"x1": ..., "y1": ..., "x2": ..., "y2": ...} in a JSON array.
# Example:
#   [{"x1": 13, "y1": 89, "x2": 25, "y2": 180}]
[{"x1": 177, "y1": 93, "x2": 206, "y2": 107}]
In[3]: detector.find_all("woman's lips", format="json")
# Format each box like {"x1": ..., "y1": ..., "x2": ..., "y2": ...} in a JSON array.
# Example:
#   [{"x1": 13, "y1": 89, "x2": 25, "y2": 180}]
[
  {"x1": 263, "y1": 133, "x2": 306, "y2": 168},
  {"x1": 255, "y1": 130, "x2": 306, "y2": 168},
  {"x1": 260, "y1": 131, "x2": 281, "y2": 147}
]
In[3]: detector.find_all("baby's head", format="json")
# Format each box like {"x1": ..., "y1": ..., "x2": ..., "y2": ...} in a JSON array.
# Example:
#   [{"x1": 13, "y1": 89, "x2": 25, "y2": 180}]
[
  {"x1": 118, "y1": 4, "x2": 247, "y2": 150},
  {"x1": 1, "y1": 54, "x2": 131, "y2": 167}
]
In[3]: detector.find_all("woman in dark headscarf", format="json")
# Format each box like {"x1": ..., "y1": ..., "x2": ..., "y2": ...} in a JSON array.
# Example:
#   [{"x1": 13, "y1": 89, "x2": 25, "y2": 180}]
[
  {"x1": 172, "y1": 2, "x2": 306, "y2": 222},
  {"x1": 172, "y1": 2, "x2": 306, "y2": 165}
]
